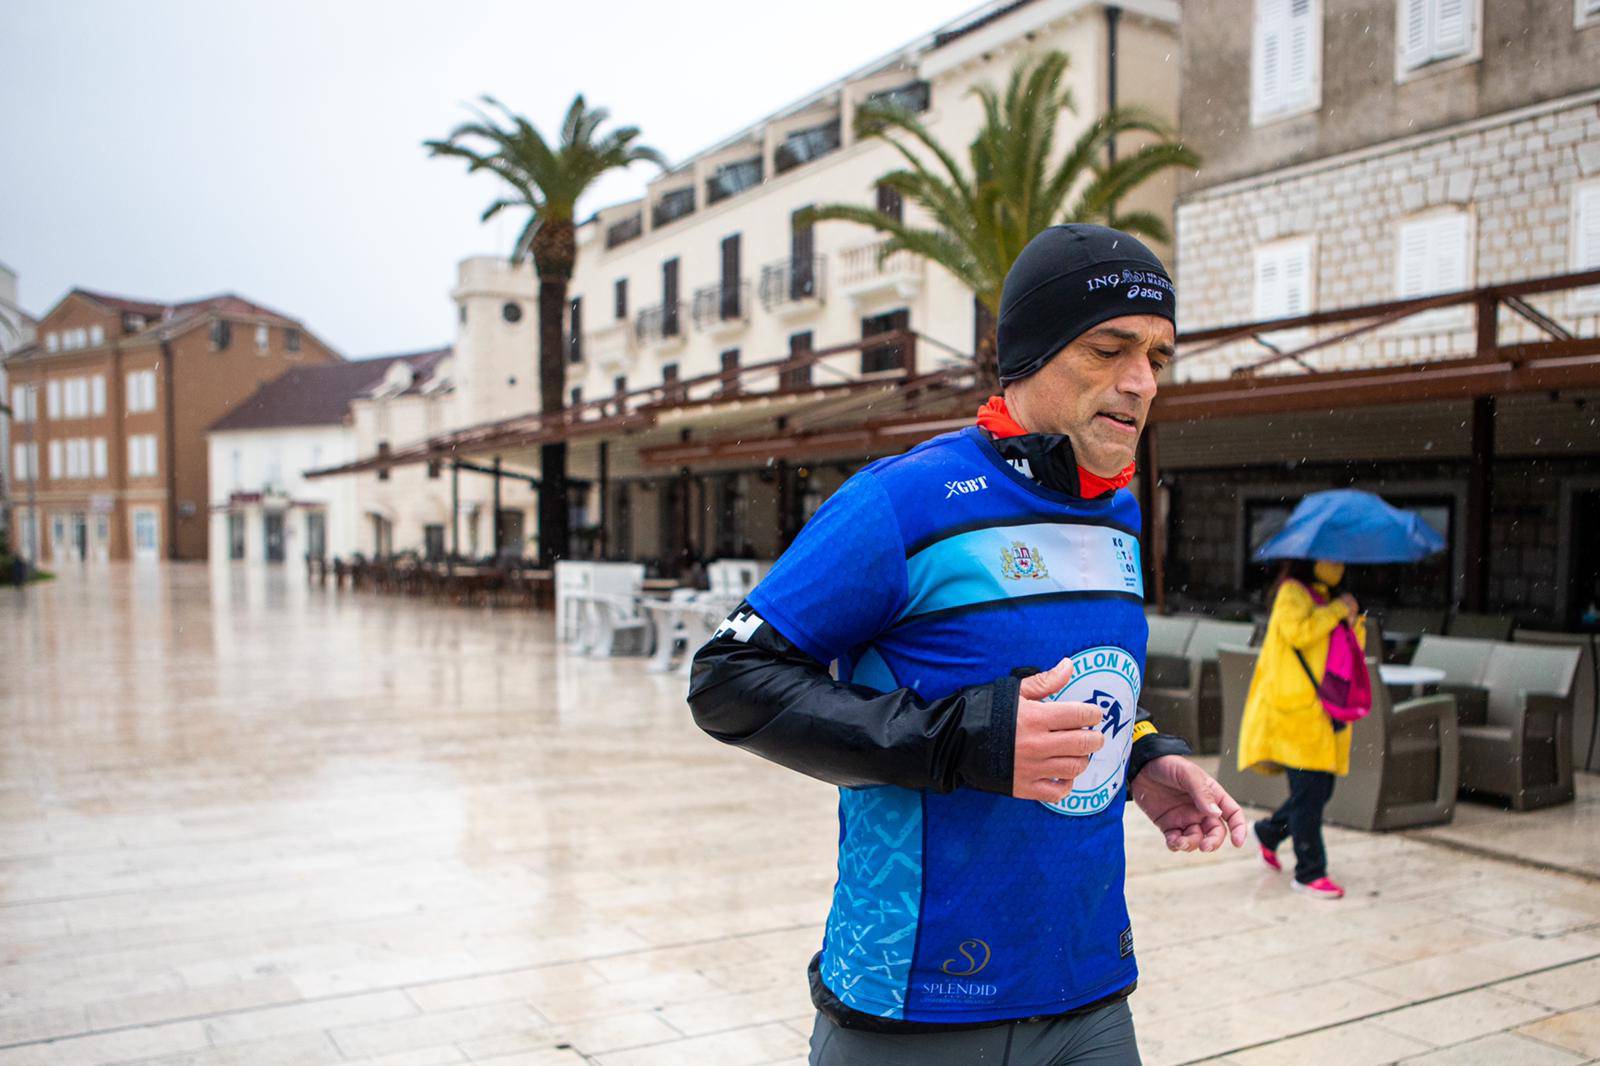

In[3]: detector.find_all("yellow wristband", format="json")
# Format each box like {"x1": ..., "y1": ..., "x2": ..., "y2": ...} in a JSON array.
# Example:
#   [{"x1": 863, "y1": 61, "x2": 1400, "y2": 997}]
[{"x1": 1131, "y1": 721, "x2": 1158, "y2": 742}]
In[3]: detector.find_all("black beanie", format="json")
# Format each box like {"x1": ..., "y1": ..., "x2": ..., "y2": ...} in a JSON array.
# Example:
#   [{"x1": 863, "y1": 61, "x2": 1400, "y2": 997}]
[{"x1": 996, "y1": 224, "x2": 1175, "y2": 384}]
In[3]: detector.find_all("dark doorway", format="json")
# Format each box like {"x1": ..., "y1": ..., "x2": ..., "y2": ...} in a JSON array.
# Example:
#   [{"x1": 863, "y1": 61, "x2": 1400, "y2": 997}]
[
  {"x1": 861, "y1": 309, "x2": 909, "y2": 373},
  {"x1": 424, "y1": 524, "x2": 446, "y2": 562},
  {"x1": 1570, "y1": 489, "x2": 1600, "y2": 631},
  {"x1": 305, "y1": 511, "x2": 326, "y2": 561},
  {"x1": 790, "y1": 207, "x2": 816, "y2": 300},
  {"x1": 263, "y1": 512, "x2": 286, "y2": 563},
  {"x1": 497, "y1": 509, "x2": 525, "y2": 558}
]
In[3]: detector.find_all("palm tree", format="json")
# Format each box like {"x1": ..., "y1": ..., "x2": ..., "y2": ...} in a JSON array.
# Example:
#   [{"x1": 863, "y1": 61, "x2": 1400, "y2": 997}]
[
  {"x1": 807, "y1": 51, "x2": 1198, "y2": 389},
  {"x1": 427, "y1": 96, "x2": 665, "y2": 565}
]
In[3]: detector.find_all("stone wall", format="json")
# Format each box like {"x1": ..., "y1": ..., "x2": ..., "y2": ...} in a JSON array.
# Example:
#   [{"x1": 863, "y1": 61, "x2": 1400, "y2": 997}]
[{"x1": 1174, "y1": 94, "x2": 1600, "y2": 381}]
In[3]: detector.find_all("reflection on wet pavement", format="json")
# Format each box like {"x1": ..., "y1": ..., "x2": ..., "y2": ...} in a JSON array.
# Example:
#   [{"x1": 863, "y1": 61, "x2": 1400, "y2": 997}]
[{"x1": 1, "y1": 566, "x2": 1597, "y2": 1065}]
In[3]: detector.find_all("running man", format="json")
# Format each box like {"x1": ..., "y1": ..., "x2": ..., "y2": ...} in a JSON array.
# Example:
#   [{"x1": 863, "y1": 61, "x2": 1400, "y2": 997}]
[{"x1": 689, "y1": 224, "x2": 1248, "y2": 1065}]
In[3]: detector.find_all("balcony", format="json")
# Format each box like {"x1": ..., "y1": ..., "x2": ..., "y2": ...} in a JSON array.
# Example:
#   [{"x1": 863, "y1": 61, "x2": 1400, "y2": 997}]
[
  {"x1": 605, "y1": 212, "x2": 642, "y2": 249},
  {"x1": 585, "y1": 322, "x2": 635, "y2": 372},
  {"x1": 691, "y1": 282, "x2": 750, "y2": 336},
  {"x1": 652, "y1": 187, "x2": 696, "y2": 229},
  {"x1": 706, "y1": 157, "x2": 763, "y2": 206},
  {"x1": 837, "y1": 239, "x2": 925, "y2": 305},
  {"x1": 634, "y1": 303, "x2": 686, "y2": 350},
  {"x1": 774, "y1": 119, "x2": 841, "y2": 175},
  {"x1": 758, "y1": 256, "x2": 826, "y2": 318},
  {"x1": 862, "y1": 80, "x2": 931, "y2": 117}
]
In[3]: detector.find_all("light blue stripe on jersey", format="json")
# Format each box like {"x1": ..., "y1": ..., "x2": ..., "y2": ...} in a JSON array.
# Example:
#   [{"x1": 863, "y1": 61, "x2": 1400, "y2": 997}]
[
  {"x1": 821, "y1": 647, "x2": 924, "y2": 1019},
  {"x1": 901, "y1": 521, "x2": 1143, "y2": 622}
]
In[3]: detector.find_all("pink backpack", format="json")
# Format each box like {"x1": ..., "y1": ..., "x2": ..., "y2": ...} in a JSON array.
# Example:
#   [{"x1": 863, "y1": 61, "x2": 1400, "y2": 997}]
[{"x1": 1291, "y1": 582, "x2": 1373, "y2": 726}]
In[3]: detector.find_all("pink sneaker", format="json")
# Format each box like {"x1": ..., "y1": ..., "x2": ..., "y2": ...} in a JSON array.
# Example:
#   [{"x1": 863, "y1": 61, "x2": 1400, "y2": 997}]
[
  {"x1": 1250, "y1": 824, "x2": 1282, "y2": 872},
  {"x1": 1292, "y1": 876, "x2": 1345, "y2": 900}
]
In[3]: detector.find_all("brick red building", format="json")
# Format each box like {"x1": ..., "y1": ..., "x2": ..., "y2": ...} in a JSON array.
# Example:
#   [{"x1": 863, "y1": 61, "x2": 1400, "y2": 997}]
[{"x1": 4, "y1": 289, "x2": 339, "y2": 562}]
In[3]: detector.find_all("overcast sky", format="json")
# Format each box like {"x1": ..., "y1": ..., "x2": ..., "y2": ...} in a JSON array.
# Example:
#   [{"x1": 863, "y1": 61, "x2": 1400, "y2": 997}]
[{"x1": 0, "y1": 0, "x2": 982, "y2": 357}]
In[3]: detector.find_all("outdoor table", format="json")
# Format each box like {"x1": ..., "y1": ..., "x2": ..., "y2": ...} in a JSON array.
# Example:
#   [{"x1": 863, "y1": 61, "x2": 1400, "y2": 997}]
[{"x1": 1378, "y1": 663, "x2": 1446, "y2": 699}]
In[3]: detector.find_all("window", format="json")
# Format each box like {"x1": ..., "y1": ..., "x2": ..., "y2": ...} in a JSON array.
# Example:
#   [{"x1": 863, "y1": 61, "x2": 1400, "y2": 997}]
[
  {"x1": 12, "y1": 443, "x2": 37, "y2": 481},
  {"x1": 286, "y1": 328, "x2": 302, "y2": 353},
  {"x1": 707, "y1": 157, "x2": 763, "y2": 204},
  {"x1": 876, "y1": 182, "x2": 904, "y2": 224},
  {"x1": 128, "y1": 434, "x2": 158, "y2": 478},
  {"x1": 46, "y1": 332, "x2": 59, "y2": 352},
  {"x1": 228, "y1": 513, "x2": 246, "y2": 560},
  {"x1": 66, "y1": 378, "x2": 88, "y2": 418},
  {"x1": 210, "y1": 320, "x2": 232, "y2": 350},
  {"x1": 568, "y1": 296, "x2": 583, "y2": 363},
  {"x1": 1254, "y1": 239, "x2": 1314, "y2": 321},
  {"x1": 720, "y1": 349, "x2": 740, "y2": 395},
  {"x1": 134, "y1": 510, "x2": 158, "y2": 554},
  {"x1": 90, "y1": 376, "x2": 105, "y2": 416},
  {"x1": 122, "y1": 312, "x2": 145, "y2": 333},
  {"x1": 775, "y1": 120, "x2": 843, "y2": 174},
  {"x1": 127, "y1": 369, "x2": 157, "y2": 413},
  {"x1": 864, "y1": 80, "x2": 931, "y2": 116},
  {"x1": 791, "y1": 207, "x2": 817, "y2": 301},
  {"x1": 661, "y1": 363, "x2": 681, "y2": 402},
  {"x1": 92, "y1": 438, "x2": 107, "y2": 479},
  {"x1": 46, "y1": 380, "x2": 61, "y2": 419},
  {"x1": 47, "y1": 441, "x2": 61, "y2": 478},
  {"x1": 662, "y1": 258, "x2": 681, "y2": 336},
  {"x1": 1573, "y1": 181, "x2": 1600, "y2": 311},
  {"x1": 255, "y1": 324, "x2": 270, "y2": 352},
  {"x1": 861, "y1": 310, "x2": 910, "y2": 374},
  {"x1": 231, "y1": 449, "x2": 243, "y2": 489},
  {"x1": 1254, "y1": 0, "x2": 1320, "y2": 123},
  {"x1": 614, "y1": 278, "x2": 628, "y2": 321},
  {"x1": 502, "y1": 301, "x2": 523, "y2": 324},
  {"x1": 720, "y1": 235, "x2": 742, "y2": 319},
  {"x1": 11, "y1": 385, "x2": 28, "y2": 423},
  {"x1": 784, "y1": 331, "x2": 814, "y2": 390},
  {"x1": 613, "y1": 375, "x2": 627, "y2": 396},
  {"x1": 569, "y1": 386, "x2": 583, "y2": 407},
  {"x1": 606, "y1": 212, "x2": 643, "y2": 248},
  {"x1": 88, "y1": 324, "x2": 104, "y2": 346},
  {"x1": 1582, "y1": 0, "x2": 1600, "y2": 27},
  {"x1": 653, "y1": 187, "x2": 696, "y2": 228},
  {"x1": 1398, "y1": 0, "x2": 1478, "y2": 75},
  {"x1": 1397, "y1": 211, "x2": 1472, "y2": 329}
]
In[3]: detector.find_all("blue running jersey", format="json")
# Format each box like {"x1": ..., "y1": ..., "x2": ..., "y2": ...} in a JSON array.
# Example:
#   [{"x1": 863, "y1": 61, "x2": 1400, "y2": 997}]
[{"x1": 747, "y1": 426, "x2": 1147, "y2": 1026}]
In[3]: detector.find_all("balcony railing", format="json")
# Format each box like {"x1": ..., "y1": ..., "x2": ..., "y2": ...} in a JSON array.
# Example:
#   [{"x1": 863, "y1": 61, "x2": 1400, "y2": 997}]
[
  {"x1": 691, "y1": 282, "x2": 750, "y2": 331},
  {"x1": 706, "y1": 157, "x2": 763, "y2": 205},
  {"x1": 634, "y1": 303, "x2": 685, "y2": 346},
  {"x1": 774, "y1": 119, "x2": 842, "y2": 175},
  {"x1": 652, "y1": 187, "x2": 696, "y2": 229},
  {"x1": 605, "y1": 212, "x2": 642, "y2": 249},
  {"x1": 759, "y1": 256, "x2": 826, "y2": 312},
  {"x1": 838, "y1": 239, "x2": 925, "y2": 303}
]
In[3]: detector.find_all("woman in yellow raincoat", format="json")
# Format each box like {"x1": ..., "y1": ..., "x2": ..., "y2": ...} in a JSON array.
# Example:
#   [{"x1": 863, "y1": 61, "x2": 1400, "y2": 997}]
[{"x1": 1238, "y1": 558, "x2": 1363, "y2": 899}]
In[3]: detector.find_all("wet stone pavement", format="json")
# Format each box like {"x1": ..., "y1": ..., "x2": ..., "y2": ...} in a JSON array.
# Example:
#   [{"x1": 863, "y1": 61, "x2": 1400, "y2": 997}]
[{"x1": 1, "y1": 565, "x2": 1598, "y2": 1066}]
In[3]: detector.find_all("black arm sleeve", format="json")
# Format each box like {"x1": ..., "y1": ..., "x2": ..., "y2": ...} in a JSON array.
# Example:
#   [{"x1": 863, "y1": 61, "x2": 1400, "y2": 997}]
[
  {"x1": 1127, "y1": 703, "x2": 1193, "y2": 782},
  {"x1": 687, "y1": 602, "x2": 1019, "y2": 795}
]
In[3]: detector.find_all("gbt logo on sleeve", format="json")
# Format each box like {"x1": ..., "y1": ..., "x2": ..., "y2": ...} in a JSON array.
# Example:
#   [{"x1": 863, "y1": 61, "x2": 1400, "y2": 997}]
[{"x1": 1039, "y1": 645, "x2": 1141, "y2": 817}]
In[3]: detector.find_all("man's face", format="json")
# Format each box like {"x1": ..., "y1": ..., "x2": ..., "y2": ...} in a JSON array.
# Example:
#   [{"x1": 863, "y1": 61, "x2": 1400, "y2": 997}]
[{"x1": 1004, "y1": 314, "x2": 1173, "y2": 477}]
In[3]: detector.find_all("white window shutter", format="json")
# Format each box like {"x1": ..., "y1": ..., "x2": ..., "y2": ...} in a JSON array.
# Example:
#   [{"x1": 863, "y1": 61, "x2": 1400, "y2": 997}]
[
  {"x1": 1401, "y1": 0, "x2": 1431, "y2": 68},
  {"x1": 1255, "y1": 252, "x2": 1282, "y2": 319},
  {"x1": 1398, "y1": 219, "x2": 1432, "y2": 297},
  {"x1": 1283, "y1": 243, "x2": 1310, "y2": 315},
  {"x1": 1577, "y1": 185, "x2": 1600, "y2": 270},
  {"x1": 1431, "y1": 0, "x2": 1470, "y2": 57},
  {"x1": 1285, "y1": 0, "x2": 1314, "y2": 108},
  {"x1": 1255, "y1": 0, "x2": 1286, "y2": 115},
  {"x1": 1432, "y1": 213, "x2": 1470, "y2": 294}
]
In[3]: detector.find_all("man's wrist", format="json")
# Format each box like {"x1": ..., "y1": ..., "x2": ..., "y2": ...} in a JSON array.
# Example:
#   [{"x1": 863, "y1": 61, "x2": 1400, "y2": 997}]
[{"x1": 1128, "y1": 732, "x2": 1191, "y2": 782}]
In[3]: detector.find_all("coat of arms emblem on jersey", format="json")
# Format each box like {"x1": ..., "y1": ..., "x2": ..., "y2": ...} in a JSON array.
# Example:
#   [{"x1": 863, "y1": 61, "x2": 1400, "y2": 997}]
[{"x1": 1000, "y1": 541, "x2": 1048, "y2": 580}]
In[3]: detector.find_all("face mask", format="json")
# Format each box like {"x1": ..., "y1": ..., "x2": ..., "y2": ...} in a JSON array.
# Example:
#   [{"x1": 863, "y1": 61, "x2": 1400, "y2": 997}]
[{"x1": 1313, "y1": 561, "x2": 1345, "y2": 586}]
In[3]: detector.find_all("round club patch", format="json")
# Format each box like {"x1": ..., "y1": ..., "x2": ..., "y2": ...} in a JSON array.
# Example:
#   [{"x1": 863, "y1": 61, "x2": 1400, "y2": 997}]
[{"x1": 1039, "y1": 645, "x2": 1142, "y2": 817}]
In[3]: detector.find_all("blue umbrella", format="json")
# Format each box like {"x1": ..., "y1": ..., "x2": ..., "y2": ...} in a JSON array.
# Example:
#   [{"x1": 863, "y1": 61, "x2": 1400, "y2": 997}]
[{"x1": 1254, "y1": 489, "x2": 1447, "y2": 564}]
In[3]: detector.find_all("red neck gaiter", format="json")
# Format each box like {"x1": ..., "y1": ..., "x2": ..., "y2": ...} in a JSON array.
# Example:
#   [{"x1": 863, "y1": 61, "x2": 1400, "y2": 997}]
[{"x1": 975, "y1": 396, "x2": 1136, "y2": 497}]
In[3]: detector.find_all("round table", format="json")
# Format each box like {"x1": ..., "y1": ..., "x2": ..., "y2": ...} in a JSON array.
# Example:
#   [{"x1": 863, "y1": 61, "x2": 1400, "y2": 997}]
[{"x1": 1378, "y1": 663, "x2": 1446, "y2": 698}]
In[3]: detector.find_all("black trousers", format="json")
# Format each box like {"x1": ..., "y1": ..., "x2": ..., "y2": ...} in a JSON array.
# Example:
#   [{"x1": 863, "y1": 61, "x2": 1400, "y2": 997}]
[{"x1": 1254, "y1": 768, "x2": 1336, "y2": 884}]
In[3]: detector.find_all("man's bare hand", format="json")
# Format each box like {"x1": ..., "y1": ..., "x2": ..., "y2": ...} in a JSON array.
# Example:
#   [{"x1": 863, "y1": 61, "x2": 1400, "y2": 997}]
[
  {"x1": 1013, "y1": 657, "x2": 1105, "y2": 803},
  {"x1": 1130, "y1": 755, "x2": 1248, "y2": 853}
]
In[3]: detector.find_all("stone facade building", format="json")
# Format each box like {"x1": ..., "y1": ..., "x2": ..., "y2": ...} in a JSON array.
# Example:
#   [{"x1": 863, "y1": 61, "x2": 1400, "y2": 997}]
[{"x1": 1162, "y1": 0, "x2": 1600, "y2": 628}]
